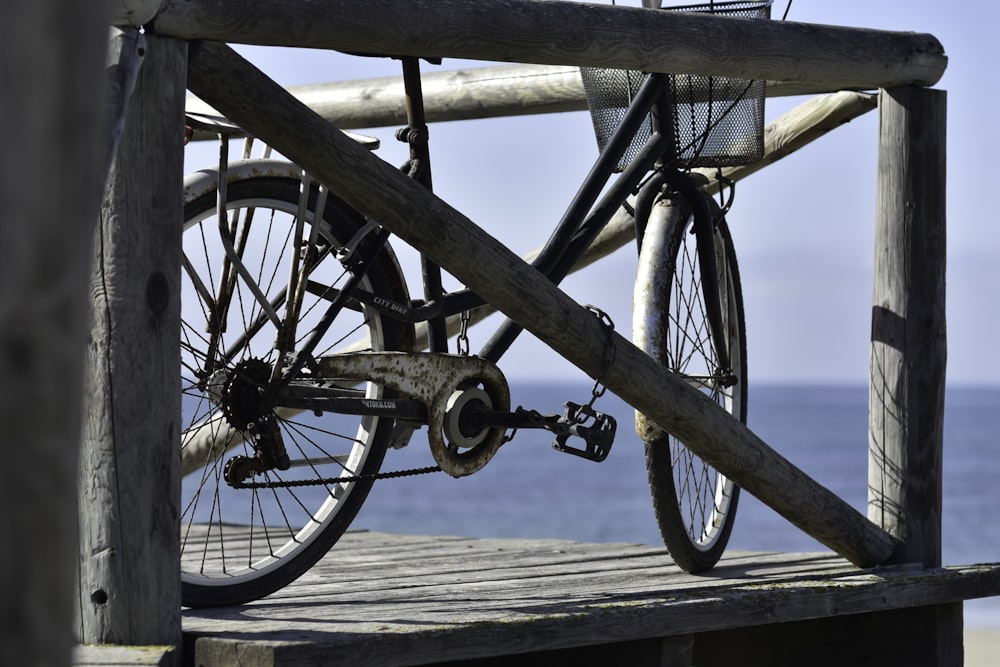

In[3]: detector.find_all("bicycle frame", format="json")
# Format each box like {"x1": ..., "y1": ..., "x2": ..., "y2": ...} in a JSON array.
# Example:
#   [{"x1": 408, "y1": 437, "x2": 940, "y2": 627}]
[{"x1": 272, "y1": 64, "x2": 731, "y2": 389}]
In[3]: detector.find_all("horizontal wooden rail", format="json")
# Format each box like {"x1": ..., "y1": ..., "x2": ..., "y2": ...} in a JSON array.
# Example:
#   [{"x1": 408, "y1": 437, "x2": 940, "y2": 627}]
[
  {"x1": 185, "y1": 64, "x2": 859, "y2": 136},
  {"x1": 186, "y1": 40, "x2": 897, "y2": 568},
  {"x1": 156, "y1": 0, "x2": 946, "y2": 91}
]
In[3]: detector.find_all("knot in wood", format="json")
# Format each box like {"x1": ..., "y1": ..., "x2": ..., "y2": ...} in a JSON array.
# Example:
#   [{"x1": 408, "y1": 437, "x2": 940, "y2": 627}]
[{"x1": 145, "y1": 270, "x2": 170, "y2": 316}]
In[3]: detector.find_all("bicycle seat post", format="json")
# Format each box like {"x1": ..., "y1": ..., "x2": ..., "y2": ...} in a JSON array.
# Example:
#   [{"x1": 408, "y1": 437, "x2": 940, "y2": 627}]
[
  {"x1": 399, "y1": 56, "x2": 448, "y2": 352},
  {"x1": 648, "y1": 72, "x2": 678, "y2": 170}
]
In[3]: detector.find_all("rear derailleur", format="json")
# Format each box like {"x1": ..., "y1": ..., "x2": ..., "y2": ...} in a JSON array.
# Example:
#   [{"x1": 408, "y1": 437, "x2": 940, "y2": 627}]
[{"x1": 223, "y1": 414, "x2": 291, "y2": 488}]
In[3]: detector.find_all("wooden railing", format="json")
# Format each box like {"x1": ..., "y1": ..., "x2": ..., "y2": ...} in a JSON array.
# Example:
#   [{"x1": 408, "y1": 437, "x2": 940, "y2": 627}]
[{"x1": 77, "y1": 1, "x2": 949, "y2": 661}]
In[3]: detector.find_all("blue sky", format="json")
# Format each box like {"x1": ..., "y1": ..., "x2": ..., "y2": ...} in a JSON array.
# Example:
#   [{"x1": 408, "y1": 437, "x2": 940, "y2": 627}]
[{"x1": 185, "y1": 0, "x2": 997, "y2": 386}]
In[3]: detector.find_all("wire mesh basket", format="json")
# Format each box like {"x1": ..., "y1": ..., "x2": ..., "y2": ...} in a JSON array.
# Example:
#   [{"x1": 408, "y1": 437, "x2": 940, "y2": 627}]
[{"x1": 580, "y1": 1, "x2": 771, "y2": 170}]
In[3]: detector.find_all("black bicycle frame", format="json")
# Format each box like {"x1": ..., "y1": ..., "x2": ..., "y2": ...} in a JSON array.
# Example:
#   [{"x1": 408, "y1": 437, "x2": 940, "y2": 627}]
[{"x1": 281, "y1": 67, "x2": 732, "y2": 386}]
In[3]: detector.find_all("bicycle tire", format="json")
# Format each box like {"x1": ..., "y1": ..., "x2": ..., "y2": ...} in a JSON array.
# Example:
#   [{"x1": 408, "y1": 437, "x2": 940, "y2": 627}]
[
  {"x1": 179, "y1": 172, "x2": 413, "y2": 607},
  {"x1": 633, "y1": 196, "x2": 747, "y2": 573}
]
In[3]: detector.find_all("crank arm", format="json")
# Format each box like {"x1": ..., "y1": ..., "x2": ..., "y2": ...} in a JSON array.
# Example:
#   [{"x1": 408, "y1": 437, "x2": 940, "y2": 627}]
[
  {"x1": 461, "y1": 406, "x2": 562, "y2": 432},
  {"x1": 465, "y1": 403, "x2": 616, "y2": 463}
]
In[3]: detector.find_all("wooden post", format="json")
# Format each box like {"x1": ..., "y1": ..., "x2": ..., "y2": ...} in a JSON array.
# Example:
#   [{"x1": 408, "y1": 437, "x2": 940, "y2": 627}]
[
  {"x1": 77, "y1": 32, "x2": 186, "y2": 658},
  {"x1": 0, "y1": 2, "x2": 108, "y2": 666},
  {"x1": 154, "y1": 0, "x2": 947, "y2": 90},
  {"x1": 869, "y1": 87, "x2": 948, "y2": 568},
  {"x1": 187, "y1": 41, "x2": 897, "y2": 567}
]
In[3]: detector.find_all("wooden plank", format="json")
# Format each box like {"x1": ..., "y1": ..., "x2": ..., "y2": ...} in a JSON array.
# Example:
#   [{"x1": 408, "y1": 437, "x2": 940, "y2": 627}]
[
  {"x1": 186, "y1": 41, "x2": 897, "y2": 568},
  {"x1": 0, "y1": 1, "x2": 108, "y2": 665},
  {"x1": 183, "y1": 532, "x2": 1000, "y2": 667},
  {"x1": 154, "y1": 0, "x2": 946, "y2": 91},
  {"x1": 869, "y1": 87, "x2": 948, "y2": 567},
  {"x1": 187, "y1": 529, "x2": 855, "y2": 608},
  {"x1": 259, "y1": 535, "x2": 851, "y2": 601},
  {"x1": 264, "y1": 551, "x2": 867, "y2": 612},
  {"x1": 77, "y1": 34, "x2": 186, "y2": 652},
  {"x1": 73, "y1": 645, "x2": 176, "y2": 667}
]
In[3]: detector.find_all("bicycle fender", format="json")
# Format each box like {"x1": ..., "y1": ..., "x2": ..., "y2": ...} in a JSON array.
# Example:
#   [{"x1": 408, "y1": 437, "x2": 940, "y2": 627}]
[{"x1": 183, "y1": 158, "x2": 306, "y2": 206}]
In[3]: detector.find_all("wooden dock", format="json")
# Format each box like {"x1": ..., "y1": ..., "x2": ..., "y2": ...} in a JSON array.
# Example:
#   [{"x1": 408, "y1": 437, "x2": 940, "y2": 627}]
[{"x1": 182, "y1": 531, "x2": 1000, "y2": 666}]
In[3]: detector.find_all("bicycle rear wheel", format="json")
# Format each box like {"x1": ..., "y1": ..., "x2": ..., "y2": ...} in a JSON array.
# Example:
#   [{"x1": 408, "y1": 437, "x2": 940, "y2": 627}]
[
  {"x1": 179, "y1": 172, "x2": 413, "y2": 607},
  {"x1": 633, "y1": 196, "x2": 747, "y2": 573}
]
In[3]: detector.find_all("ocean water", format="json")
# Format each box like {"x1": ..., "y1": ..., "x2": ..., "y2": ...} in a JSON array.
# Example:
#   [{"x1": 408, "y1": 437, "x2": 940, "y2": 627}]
[{"x1": 352, "y1": 382, "x2": 1000, "y2": 627}]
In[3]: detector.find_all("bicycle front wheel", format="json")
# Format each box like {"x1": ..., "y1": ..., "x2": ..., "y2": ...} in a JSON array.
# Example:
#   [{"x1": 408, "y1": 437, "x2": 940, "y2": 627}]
[
  {"x1": 633, "y1": 196, "x2": 747, "y2": 573},
  {"x1": 179, "y1": 171, "x2": 413, "y2": 607}
]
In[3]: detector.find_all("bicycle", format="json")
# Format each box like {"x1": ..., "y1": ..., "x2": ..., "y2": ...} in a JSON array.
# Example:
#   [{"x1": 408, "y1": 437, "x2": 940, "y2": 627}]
[{"x1": 179, "y1": 0, "x2": 769, "y2": 608}]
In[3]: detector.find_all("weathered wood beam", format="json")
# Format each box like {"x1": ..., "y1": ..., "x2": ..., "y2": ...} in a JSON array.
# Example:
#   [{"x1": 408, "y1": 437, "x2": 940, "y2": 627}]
[
  {"x1": 156, "y1": 0, "x2": 946, "y2": 91},
  {"x1": 184, "y1": 64, "x2": 862, "y2": 137},
  {"x1": 869, "y1": 87, "x2": 947, "y2": 568},
  {"x1": 79, "y1": 32, "x2": 185, "y2": 650},
  {"x1": 187, "y1": 40, "x2": 898, "y2": 567},
  {"x1": 279, "y1": 65, "x2": 587, "y2": 130}
]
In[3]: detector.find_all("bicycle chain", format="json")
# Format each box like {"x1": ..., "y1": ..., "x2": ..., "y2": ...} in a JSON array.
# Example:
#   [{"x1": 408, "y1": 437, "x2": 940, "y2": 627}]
[{"x1": 230, "y1": 464, "x2": 442, "y2": 490}]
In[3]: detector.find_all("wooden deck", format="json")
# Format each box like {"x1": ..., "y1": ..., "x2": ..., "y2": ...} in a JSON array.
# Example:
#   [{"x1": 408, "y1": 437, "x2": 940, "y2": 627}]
[{"x1": 182, "y1": 531, "x2": 1000, "y2": 666}]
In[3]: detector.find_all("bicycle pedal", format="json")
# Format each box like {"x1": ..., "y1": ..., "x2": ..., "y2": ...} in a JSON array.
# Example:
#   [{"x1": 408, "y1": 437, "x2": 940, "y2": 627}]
[{"x1": 551, "y1": 401, "x2": 616, "y2": 462}]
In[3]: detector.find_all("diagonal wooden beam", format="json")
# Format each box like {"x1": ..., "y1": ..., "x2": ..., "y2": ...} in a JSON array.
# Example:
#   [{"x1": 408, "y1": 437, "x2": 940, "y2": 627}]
[
  {"x1": 186, "y1": 40, "x2": 897, "y2": 567},
  {"x1": 156, "y1": 0, "x2": 946, "y2": 91}
]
